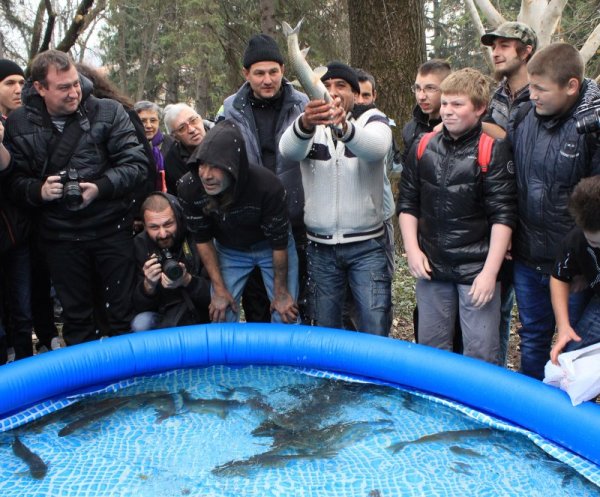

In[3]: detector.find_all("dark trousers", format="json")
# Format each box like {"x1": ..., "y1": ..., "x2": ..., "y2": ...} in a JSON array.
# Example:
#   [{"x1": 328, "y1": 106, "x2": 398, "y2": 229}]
[
  {"x1": 42, "y1": 231, "x2": 136, "y2": 345},
  {"x1": 30, "y1": 239, "x2": 58, "y2": 349},
  {"x1": 1, "y1": 244, "x2": 33, "y2": 359}
]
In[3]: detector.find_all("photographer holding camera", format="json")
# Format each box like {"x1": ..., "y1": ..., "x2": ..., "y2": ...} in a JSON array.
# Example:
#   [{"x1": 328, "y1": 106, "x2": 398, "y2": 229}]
[
  {"x1": 132, "y1": 192, "x2": 210, "y2": 330},
  {"x1": 5, "y1": 50, "x2": 148, "y2": 345}
]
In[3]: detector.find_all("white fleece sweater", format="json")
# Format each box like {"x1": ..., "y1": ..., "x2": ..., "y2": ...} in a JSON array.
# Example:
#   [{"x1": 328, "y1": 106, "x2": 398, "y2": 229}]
[{"x1": 279, "y1": 108, "x2": 392, "y2": 244}]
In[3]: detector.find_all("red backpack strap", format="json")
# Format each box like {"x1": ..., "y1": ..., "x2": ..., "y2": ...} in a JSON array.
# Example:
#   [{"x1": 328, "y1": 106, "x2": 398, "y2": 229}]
[
  {"x1": 478, "y1": 133, "x2": 494, "y2": 173},
  {"x1": 416, "y1": 131, "x2": 438, "y2": 160}
]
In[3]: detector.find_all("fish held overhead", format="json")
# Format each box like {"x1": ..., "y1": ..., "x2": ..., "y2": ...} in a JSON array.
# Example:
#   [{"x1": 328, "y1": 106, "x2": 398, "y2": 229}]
[{"x1": 281, "y1": 19, "x2": 332, "y2": 104}]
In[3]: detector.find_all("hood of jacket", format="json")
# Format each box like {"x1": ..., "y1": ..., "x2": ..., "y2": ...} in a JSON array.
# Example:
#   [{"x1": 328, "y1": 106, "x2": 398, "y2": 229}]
[{"x1": 187, "y1": 119, "x2": 248, "y2": 201}]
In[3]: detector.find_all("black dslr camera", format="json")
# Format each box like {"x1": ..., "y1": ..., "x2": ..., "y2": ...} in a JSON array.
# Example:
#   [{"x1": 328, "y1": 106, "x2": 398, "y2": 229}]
[
  {"x1": 157, "y1": 248, "x2": 184, "y2": 280},
  {"x1": 575, "y1": 100, "x2": 600, "y2": 134},
  {"x1": 58, "y1": 168, "x2": 83, "y2": 210}
]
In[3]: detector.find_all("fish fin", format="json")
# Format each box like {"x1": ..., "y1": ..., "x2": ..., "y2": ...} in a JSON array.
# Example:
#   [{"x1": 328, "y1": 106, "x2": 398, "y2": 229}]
[
  {"x1": 300, "y1": 47, "x2": 310, "y2": 58},
  {"x1": 313, "y1": 66, "x2": 328, "y2": 78},
  {"x1": 387, "y1": 441, "x2": 407, "y2": 454},
  {"x1": 290, "y1": 79, "x2": 302, "y2": 88},
  {"x1": 217, "y1": 410, "x2": 228, "y2": 420},
  {"x1": 281, "y1": 18, "x2": 304, "y2": 37}
]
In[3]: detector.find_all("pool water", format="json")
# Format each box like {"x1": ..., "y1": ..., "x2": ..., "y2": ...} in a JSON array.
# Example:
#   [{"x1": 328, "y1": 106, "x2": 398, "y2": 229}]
[{"x1": 0, "y1": 365, "x2": 598, "y2": 497}]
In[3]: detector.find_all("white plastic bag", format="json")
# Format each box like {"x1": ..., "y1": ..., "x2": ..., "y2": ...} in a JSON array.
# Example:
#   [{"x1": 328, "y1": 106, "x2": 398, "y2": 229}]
[{"x1": 543, "y1": 342, "x2": 600, "y2": 406}]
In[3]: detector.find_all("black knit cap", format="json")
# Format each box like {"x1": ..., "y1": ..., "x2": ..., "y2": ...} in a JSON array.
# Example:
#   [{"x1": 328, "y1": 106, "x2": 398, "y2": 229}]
[
  {"x1": 0, "y1": 59, "x2": 24, "y2": 82},
  {"x1": 243, "y1": 34, "x2": 284, "y2": 69},
  {"x1": 320, "y1": 61, "x2": 360, "y2": 94}
]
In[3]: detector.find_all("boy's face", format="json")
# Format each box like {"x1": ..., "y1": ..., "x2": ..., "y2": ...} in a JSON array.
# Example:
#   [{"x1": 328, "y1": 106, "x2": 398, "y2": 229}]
[
  {"x1": 583, "y1": 230, "x2": 600, "y2": 249},
  {"x1": 440, "y1": 93, "x2": 486, "y2": 139},
  {"x1": 414, "y1": 72, "x2": 444, "y2": 119},
  {"x1": 528, "y1": 73, "x2": 579, "y2": 118}
]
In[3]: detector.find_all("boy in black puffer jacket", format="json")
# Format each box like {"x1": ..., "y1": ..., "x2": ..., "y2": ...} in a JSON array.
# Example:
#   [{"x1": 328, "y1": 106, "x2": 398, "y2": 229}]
[{"x1": 397, "y1": 68, "x2": 517, "y2": 365}]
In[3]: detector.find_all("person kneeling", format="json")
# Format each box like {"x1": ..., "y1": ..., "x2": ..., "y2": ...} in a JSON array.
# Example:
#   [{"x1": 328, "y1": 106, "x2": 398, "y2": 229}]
[{"x1": 132, "y1": 192, "x2": 210, "y2": 331}]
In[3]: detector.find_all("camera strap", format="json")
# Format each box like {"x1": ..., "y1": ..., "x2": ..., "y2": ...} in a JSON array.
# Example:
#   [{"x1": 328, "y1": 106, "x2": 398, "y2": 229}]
[{"x1": 46, "y1": 113, "x2": 87, "y2": 175}]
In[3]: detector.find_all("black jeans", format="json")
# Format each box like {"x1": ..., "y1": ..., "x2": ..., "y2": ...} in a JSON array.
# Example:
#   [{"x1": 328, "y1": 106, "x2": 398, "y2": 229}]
[{"x1": 42, "y1": 231, "x2": 136, "y2": 345}]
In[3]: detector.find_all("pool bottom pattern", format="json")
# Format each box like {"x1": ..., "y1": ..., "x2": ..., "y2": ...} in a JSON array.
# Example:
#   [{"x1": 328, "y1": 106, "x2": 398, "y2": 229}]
[{"x1": 0, "y1": 365, "x2": 599, "y2": 497}]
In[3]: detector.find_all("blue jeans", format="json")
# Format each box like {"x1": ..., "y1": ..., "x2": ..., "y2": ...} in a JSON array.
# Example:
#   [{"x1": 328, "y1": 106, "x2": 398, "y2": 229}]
[
  {"x1": 307, "y1": 236, "x2": 392, "y2": 336},
  {"x1": 565, "y1": 294, "x2": 600, "y2": 352},
  {"x1": 215, "y1": 233, "x2": 299, "y2": 323},
  {"x1": 513, "y1": 261, "x2": 591, "y2": 379}
]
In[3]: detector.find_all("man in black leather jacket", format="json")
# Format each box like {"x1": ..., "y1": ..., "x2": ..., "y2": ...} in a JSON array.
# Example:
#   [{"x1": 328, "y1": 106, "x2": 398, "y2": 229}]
[{"x1": 5, "y1": 50, "x2": 148, "y2": 345}]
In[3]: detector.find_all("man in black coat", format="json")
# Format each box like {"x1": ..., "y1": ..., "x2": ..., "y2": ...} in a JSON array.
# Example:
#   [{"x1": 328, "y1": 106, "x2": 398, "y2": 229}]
[
  {"x1": 132, "y1": 192, "x2": 210, "y2": 330},
  {"x1": 178, "y1": 119, "x2": 299, "y2": 324},
  {"x1": 5, "y1": 50, "x2": 148, "y2": 345}
]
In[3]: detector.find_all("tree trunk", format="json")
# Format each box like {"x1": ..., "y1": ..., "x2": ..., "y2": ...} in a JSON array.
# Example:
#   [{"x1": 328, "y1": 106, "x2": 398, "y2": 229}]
[
  {"x1": 259, "y1": 0, "x2": 277, "y2": 37},
  {"x1": 348, "y1": 0, "x2": 425, "y2": 137}
]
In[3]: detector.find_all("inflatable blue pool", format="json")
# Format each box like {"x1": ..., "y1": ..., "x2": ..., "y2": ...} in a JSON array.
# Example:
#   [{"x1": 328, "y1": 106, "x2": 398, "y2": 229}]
[{"x1": 1, "y1": 323, "x2": 599, "y2": 471}]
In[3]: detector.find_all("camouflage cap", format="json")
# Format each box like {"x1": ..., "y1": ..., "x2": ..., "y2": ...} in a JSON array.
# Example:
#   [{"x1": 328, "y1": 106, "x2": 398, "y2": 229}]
[{"x1": 481, "y1": 22, "x2": 537, "y2": 50}]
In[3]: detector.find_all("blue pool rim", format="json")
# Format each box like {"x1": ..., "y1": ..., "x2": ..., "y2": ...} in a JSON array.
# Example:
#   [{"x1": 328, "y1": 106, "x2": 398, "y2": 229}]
[{"x1": 1, "y1": 323, "x2": 599, "y2": 467}]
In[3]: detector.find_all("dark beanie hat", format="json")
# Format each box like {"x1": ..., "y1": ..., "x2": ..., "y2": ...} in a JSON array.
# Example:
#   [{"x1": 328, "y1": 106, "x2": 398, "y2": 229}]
[
  {"x1": 0, "y1": 59, "x2": 24, "y2": 82},
  {"x1": 320, "y1": 61, "x2": 360, "y2": 94},
  {"x1": 243, "y1": 34, "x2": 284, "y2": 69}
]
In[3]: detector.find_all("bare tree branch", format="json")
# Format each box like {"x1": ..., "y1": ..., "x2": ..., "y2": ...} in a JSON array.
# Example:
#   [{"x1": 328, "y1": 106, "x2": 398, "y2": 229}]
[
  {"x1": 471, "y1": 0, "x2": 505, "y2": 28},
  {"x1": 55, "y1": 0, "x2": 96, "y2": 53},
  {"x1": 538, "y1": 0, "x2": 568, "y2": 47},
  {"x1": 465, "y1": 0, "x2": 493, "y2": 69},
  {"x1": 0, "y1": 0, "x2": 33, "y2": 42},
  {"x1": 580, "y1": 21, "x2": 600, "y2": 66},
  {"x1": 39, "y1": 0, "x2": 57, "y2": 54}
]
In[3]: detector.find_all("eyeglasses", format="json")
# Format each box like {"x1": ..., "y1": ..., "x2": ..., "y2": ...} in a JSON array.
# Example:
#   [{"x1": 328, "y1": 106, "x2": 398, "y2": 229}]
[
  {"x1": 411, "y1": 84, "x2": 440, "y2": 95},
  {"x1": 173, "y1": 115, "x2": 202, "y2": 135}
]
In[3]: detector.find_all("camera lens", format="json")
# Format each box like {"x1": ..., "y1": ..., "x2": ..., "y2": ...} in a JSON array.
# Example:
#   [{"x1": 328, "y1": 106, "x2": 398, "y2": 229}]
[
  {"x1": 63, "y1": 182, "x2": 83, "y2": 209},
  {"x1": 162, "y1": 259, "x2": 183, "y2": 280}
]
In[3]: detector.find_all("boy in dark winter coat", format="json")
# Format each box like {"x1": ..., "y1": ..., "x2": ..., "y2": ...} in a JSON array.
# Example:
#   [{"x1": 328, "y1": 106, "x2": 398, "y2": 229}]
[
  {"x1": 398, "y1": 68, "x2": 517, "y2": 365},
  {"x1": 508, "y1": 43, "x2": 600, "y2": 379}
]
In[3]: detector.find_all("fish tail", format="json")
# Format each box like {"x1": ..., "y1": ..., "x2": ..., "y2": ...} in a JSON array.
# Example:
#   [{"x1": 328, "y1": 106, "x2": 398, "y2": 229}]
[{"x1": 281, "y1": 18, "x2": 304, "y2": 37}]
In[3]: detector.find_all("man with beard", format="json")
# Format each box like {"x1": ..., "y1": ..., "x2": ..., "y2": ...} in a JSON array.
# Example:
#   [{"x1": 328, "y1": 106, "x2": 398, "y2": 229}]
[
  {"x1": 480, "y1": 22, "x2": 537, "y2": 365},
  {"x1": 481, "y1": 22, "x2": 537, "y2": 135},
  {"x1": 218, "y1": 34, "x2": 308, "y2": 323},
  {"x1": 131, "y1": 192, "x2": 210, "y2": 330}
]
